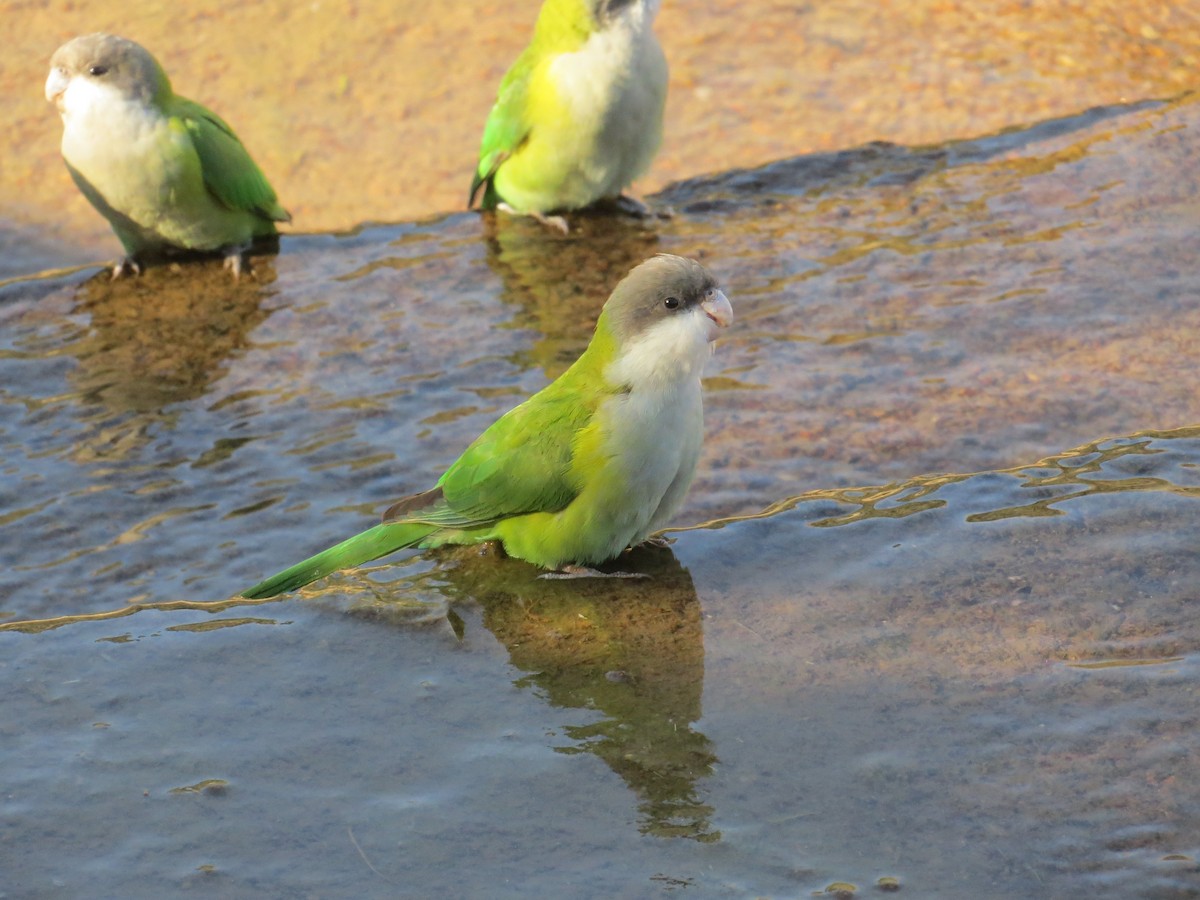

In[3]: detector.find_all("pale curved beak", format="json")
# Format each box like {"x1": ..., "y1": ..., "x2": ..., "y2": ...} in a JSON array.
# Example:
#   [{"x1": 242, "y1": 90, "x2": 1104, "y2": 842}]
[
  {"x1": 45, "y1": 68, "x2": 69, "y2": 104},
  {"x1": 701, "y1": 289, "x2": 733, "y2": 332}
]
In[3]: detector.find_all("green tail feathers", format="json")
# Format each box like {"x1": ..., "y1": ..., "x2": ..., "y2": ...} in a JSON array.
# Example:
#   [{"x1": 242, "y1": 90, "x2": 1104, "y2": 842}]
[{"x1": 242, "y1": 522, "x2": 435, "y2": 599}]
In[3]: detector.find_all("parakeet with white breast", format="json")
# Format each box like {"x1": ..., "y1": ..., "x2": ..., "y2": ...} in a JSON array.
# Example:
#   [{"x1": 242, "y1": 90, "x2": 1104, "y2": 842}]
[
  {"x1": 469, "y1": 0, "x2": 668, "y2": 232},
  {"x1": 45, "y1": 33, "x2": 290, "y2": 278},
  {"x1": 243, "y1": 254, "x2": 732, "y2": 598}
]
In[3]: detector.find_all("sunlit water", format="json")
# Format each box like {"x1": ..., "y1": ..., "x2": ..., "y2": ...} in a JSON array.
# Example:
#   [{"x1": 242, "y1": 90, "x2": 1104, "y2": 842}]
[{"x1": 3, "y1": 95, "x2": 1199, "y2": 898}]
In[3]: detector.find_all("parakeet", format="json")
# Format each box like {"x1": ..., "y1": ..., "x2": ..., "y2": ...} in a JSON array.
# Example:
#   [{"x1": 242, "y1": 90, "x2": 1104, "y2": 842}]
[
  {"x1": 243, "y1": 254, "x2": 732, "y2": 598},
  {"x1": 469, "y1": 0, "x2": 667, "y2": 232},
  {"x1": 45, "y1": 33, "x2": 290, "y2": 278}
]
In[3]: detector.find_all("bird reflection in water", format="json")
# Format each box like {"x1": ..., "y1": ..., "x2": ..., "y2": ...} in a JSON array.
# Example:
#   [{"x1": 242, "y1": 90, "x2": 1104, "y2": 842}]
[
  {"x1": 60, "y1": 256, "x2": 277, "y2": 463},
  {"x1": 343, "y1": 541, "x2": 720, "y2": 842}
]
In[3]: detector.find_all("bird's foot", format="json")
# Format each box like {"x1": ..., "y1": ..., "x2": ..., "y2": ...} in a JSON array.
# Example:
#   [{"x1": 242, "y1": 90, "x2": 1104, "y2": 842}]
[
  {"x1": 222, "y1": 244, "x2": 251, "y2": 279},
  {"x1": 533, "y1": 211, "x2": 570, "y2": 235},
  {"x1": 638, "y1": 535, "x2": 674, "y2": 549},
  {"x1": 498, "y1": 202, "x2": 569, "y2": 235},
  {"x1": 614, "y1": 194, "x2": 673, "y2": 220},
  {"x1": 111, "y1": 256, "x2": 143, "y2": 280},
  {"x1": 539, "y1": 565, "x2": 649, "y2": 580}
]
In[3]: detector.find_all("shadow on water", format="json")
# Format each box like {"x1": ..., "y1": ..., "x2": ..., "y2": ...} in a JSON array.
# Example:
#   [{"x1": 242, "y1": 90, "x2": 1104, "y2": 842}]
[{"x1": 3, "y1": 93, "x2": 1200, "y2": 897}]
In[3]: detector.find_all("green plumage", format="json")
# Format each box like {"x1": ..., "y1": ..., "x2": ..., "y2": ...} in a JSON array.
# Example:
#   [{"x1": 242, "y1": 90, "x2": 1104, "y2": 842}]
[
  {"x1": 469, "y1": 0, "x2": 667, "y2": 216},
  {"x1": 241, "y1": 522, "x2": 436, "y2": 599},
  {"x1": 243, "y1": 326, "x2": 617, "y2": 599},
  {"x1": 469, "y1": 52, "x2": 533, "y2": 210},
  {"x1": 47, "y1": 33, "x2": 288, "y2": 271},
  {"x1": 174, "y1": 97, "x2": 290, "y2": 225},
  {"x1": 470, "y1": 0, "x2": 592, "y2": 210}
]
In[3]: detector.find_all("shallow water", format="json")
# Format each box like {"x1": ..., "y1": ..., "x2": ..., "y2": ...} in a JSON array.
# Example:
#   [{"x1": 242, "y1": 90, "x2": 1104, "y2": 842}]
[{"x1": 3, "y1": 95, "x2": 1200, "y2": 897}]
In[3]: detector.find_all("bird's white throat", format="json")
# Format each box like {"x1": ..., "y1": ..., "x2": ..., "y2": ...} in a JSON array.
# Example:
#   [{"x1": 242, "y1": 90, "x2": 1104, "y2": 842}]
[
  {"x1": 549, "y1": 0, "x2": 660, "y2": 113},
  {"x1": 57, "y1": 76, "x2": 163, "y2": 153},
  {"x1": 605, "y1": 307, "x2": 716, "y2": 394}
]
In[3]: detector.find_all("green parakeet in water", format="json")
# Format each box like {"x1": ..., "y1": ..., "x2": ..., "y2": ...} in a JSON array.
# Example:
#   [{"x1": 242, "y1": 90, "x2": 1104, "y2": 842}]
[
  {"x1": 243, "y1": 254, "x2": 732, "y2": 598},
  {"x1": 46, "y1": 33, "x2": 290, "y2": 278},
  {"x1": 469, "y1": 0, "x2": 668, "y2": 232}
]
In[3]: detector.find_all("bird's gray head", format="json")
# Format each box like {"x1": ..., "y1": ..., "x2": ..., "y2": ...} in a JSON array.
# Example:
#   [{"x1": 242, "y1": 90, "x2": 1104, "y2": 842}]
[
  {"x1": 603, "y1": 254, "x2": 732, "y2": 346},
  {"x1": 599, "y1": 255, "x2": 732, "y2": 390},
  {"x1": 46, "y1": 34, "x2": 171, "y2": 107}
]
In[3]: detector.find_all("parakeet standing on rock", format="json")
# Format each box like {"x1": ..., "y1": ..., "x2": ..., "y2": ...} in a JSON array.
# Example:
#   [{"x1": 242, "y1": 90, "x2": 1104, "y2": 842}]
[
  {"x1": 243, "y1": 254, "x2": 732, "y2": 599},
  {"x1": 45, "y1": 33, "x2": 290, "y2": 278},
  {"x1": 469, "y1": 0, "x2": 668, "y2": 233}
]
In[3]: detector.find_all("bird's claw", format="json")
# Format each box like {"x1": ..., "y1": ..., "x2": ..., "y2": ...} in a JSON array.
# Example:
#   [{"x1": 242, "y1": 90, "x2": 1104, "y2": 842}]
[
  {"x1": 639, "y1": 536, "x2": 674, "y2": 549},
  {"x1": 532, "y1": 211, "x2": 570, "y2": 235},
  {"x1": 223, "y1": 245, "x2": 250, "y2": 280},
  {"x1": 111, "y1": 256, "x2": 142, "y2": 279},
  {"x1": 498, "y1": 202, "x2": 570, "y2": 235}
]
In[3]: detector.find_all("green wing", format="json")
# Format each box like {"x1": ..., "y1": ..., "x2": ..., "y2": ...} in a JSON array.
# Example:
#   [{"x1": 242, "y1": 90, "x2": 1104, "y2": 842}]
[
  {"x1": 469, "y1": 52, "x2": 536, "y2": 209},
  {"x1": 170, "y1": 97, "x2": 290, "y2": 222},
  {"x1": 398, "y1": 383, "x2": 600, "y2": 529}
]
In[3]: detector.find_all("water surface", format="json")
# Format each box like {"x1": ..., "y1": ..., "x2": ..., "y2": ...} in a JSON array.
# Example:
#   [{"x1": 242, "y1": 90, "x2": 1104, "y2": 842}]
[{"x1": 3, "y1": 95, "x2": 1200, "y2": 898}]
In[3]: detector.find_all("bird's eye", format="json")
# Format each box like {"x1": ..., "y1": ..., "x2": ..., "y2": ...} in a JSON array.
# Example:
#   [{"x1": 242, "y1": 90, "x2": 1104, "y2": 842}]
[
  {"x1": 663, "y1": 297, "x2": 680, "y2": 310},
  {"x1": 88, "y1": 65, "x2": 109, "y2": 77}
]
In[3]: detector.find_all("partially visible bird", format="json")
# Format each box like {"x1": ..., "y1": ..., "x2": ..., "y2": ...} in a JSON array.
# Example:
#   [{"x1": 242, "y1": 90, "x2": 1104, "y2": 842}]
[
  {"x1": 242, "y1": 254, "x2": 732, "y2": 599},
  {"x1": 469, "y1": 0, "x2": 668, "y2": 233},
  {"x1": 45, "y1": 33, "x2": 290, "y2": 278}
]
